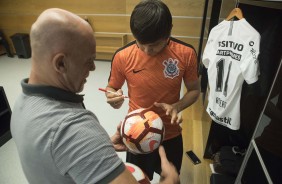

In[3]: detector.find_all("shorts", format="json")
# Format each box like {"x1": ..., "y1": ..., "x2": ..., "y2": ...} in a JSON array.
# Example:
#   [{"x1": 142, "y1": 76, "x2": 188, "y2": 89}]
[{"x1": 126, "y1": 134, "x2": 183, "y2": 180}]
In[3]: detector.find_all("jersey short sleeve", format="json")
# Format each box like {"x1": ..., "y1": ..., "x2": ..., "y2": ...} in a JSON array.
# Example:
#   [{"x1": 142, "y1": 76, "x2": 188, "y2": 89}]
[
  {"x1": 202, "y1": 37, "x2": 214, "y2": 69},
  {"x1": 202, "y1": 19, "x2": 260, "y2": 130},
  {"x1": 184, "y1": 48, "x2": 199, "y2": 83},
  {"x1": 239, "y1": 30, "x2": 260, "y2": 84},
  {"x1": 108, "y1": 50, "x2": 127, "y2": 89}
]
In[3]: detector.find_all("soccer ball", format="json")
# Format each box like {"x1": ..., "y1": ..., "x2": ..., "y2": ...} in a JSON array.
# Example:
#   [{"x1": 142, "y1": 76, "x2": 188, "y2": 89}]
[
  {"x1": 125, "y1": 162, "x2": 151, "y2": 184},
  {"x1": 121, "y1": 108, "x2": 164, "y2": 154}
]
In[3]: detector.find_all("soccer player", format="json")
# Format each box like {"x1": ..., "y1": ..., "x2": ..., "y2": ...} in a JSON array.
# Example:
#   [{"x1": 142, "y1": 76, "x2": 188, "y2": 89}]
[{"x1": 105, "y1": 0, "x2": 200, "y2": 180}]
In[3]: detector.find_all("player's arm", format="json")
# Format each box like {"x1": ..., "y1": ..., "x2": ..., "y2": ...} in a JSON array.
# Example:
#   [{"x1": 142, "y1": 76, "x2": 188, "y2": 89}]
[
  {"x1": 172, "y1": 79, "x2": 200, "y2": 124},
  {"x1": 174, "y1": 78, "x2": 200, "y2": 113},
  {"x1": 173, "y1": 48, "x2": 201, "y2": 114}
]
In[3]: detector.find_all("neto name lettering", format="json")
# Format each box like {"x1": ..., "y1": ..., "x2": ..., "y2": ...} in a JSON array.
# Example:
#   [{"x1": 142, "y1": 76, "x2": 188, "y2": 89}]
[{"x1": 216, "y1": 97, "x2": 227, "y2": 108}]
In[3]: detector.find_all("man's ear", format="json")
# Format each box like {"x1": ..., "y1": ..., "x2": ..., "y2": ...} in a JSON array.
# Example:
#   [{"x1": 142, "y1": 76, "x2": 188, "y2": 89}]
[{"x1": 53, "y1": 53, "x2": 67, "y2": 73}]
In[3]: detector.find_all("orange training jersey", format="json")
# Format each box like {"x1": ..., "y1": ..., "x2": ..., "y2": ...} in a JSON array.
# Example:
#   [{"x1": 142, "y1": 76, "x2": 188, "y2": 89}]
[{"x1": 108, "y1": 37, "x2": 198, "y2": 140}]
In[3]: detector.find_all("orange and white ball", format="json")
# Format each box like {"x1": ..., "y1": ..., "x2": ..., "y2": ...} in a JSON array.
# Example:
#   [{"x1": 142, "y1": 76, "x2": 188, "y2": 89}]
[{"x1": 121, "y1": 108, "x2": 164, "y2": 154}]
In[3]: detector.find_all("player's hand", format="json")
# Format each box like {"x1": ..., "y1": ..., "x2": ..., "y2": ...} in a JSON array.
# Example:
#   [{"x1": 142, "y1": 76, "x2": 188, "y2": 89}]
[
  {"x1": 106, "y1": 88, "x2": 125, "y2": 109},
  {"x1": 158, "y1": 146, "x2": 180, "y2": 184},
  {"x1": 154, "y1": 102, "x2": 182, "y2": 124},
  {"x1": 111, "y1": 122, "x2": 127, "y2": 152}
]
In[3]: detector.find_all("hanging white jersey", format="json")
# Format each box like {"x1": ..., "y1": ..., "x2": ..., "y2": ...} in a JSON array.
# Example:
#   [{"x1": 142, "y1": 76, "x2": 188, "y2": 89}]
[{"x1": 202, "y1": 18, "x2": 260, "y2": 130}]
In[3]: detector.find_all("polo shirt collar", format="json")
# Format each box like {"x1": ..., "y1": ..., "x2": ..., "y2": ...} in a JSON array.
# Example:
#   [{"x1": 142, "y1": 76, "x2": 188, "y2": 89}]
[{"x1": 21, "y1": 78, "x2": 84, "y2": 103}]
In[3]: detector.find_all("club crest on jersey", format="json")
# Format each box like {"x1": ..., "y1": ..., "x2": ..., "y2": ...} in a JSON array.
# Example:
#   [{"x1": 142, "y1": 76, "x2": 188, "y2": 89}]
[{"x1": 163, "y1": 58, "x2": 179, "y2": 79}]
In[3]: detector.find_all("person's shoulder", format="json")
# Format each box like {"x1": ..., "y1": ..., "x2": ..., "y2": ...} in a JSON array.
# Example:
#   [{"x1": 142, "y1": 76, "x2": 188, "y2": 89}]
[
  {"x1": 240, "y1": 19, "x2": 260, "y2": 36},
  {"x1": 68, "y1": 108, "x2": 98, "y2": 122},
  {"x1": 169, "y1": 37, "x2": 197, "y2": 53},
  {"x1": 113, "y1": 40, "x2": 137, "y2": 56},
  {"x1": 239, "y1": 21, "x2": 260, "y2": 44}
]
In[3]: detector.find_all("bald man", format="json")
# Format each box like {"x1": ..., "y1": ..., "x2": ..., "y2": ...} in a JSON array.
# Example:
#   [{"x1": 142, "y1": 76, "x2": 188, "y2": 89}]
[{"x1": 10, "y1": 8, "x2": 179, "y2": 184}]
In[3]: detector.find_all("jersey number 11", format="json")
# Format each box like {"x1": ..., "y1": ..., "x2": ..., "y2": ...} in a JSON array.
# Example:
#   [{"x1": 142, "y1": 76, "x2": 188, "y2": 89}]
[{"x1": 216, "y1": 58, "x2": 232, "y2": 97}]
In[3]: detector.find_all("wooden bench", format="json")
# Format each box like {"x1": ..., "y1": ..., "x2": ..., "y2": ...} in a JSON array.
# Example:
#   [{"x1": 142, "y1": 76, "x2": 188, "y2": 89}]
[{"x1": 95, "y1": 33, "x2": 127, "y2": 61}]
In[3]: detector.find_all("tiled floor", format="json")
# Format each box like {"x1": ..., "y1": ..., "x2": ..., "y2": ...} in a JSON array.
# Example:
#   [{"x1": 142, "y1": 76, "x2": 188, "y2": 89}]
[{"x1": 0, "y1": 55, "x2": 162, "y2": 183}]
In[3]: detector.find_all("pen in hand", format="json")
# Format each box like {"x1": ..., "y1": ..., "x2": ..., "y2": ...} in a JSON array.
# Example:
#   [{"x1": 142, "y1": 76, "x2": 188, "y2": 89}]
[{"x1": 98, "y1": 88, "x2": 129, "y2": 98}]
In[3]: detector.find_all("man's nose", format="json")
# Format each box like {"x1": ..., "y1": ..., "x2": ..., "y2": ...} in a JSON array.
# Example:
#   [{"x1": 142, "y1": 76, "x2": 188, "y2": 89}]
[{"x1": 90, "y1": 62, "x2": 96, "y2": 71}]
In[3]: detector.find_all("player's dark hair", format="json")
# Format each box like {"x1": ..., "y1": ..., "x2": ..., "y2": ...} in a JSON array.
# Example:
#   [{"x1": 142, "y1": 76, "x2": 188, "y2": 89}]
[{"x1": 130, "y1": 0, "x2": 172, "y2": 44}]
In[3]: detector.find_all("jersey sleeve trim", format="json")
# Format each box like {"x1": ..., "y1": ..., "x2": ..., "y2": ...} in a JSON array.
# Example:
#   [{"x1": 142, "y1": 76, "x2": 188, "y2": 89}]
[{"x1": 96, "y1": 163, "x2": 125, "y2": 184}]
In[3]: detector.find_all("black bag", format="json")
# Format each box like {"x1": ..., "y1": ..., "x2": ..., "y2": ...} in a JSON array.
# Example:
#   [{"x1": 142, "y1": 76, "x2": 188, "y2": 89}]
[
  {"x1": 210, "y1": 173, "x2": 236, "y2": 184},
  {"x1": 213, "y1": 146, "x2": 246, "y2": 177}
]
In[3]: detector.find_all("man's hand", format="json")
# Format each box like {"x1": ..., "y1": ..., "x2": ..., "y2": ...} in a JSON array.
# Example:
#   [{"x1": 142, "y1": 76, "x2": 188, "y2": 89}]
[
  {"x1": 159, "y1": 146, "x2": 180, "y2": 184},
  {"x1": 154, "y1": 102, "x2": 182, "y2": 124},
  {"x1": 111, "y1": 122, "x2": 127, "y2": 152}
]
